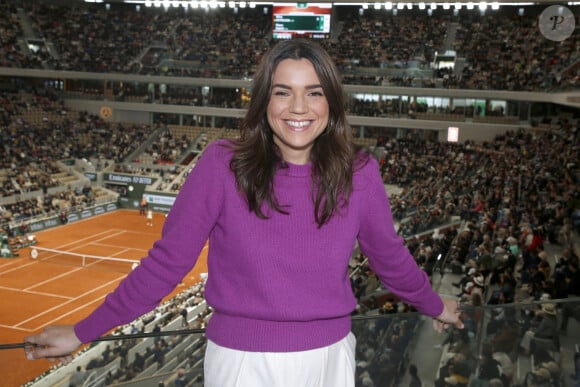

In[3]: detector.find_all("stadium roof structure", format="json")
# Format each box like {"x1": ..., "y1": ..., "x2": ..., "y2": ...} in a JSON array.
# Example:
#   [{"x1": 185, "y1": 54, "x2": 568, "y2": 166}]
[{"x1": 82, "y1": 0, "x2": 579, "y2": 5}]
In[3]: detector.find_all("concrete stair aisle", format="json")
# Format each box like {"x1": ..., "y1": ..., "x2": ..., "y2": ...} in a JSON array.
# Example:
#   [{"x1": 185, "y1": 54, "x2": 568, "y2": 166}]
[{"x1": 16, "y1": 8, "x2": 37, "y2": 39}]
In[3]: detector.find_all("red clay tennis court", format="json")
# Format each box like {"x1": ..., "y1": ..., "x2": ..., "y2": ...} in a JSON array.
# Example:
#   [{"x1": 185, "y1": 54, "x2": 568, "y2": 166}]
[{"x1": 0, "y1": 210, "x2": 208, "y2": 386}]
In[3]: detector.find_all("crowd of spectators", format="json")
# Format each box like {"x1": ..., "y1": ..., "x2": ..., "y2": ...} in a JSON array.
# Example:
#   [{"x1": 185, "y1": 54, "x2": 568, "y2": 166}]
[
  {"x1": 0, "y1": 92, "x2": 163, "y2": 232},
  {"x1": 0, "y1": 1, "x2": 577, "y2": 91},
  {"x1": 326, "y1": 9, "x2": 446, "y2": 71},
  {"x1": 345, "y1": 121, "x2": 578, "y2": 386},
  {"x1": 1, "y1": 89, "x2": 158, "y2": 170},
  {"x1": 0, "y1": 187, "x2": 95, "y2": 227},
  {"x1": 453, "y1": 11, "x2": 578, "y2": 91},
  {"x1": 141, "y1": 127, "x2": 192, "y2": 165},
  {"x1": 353, "y1": 119, "x2": 579, "y2": 304},
  {"x1": 0, "y1": 2, "x2": 42, "y2": 69}
]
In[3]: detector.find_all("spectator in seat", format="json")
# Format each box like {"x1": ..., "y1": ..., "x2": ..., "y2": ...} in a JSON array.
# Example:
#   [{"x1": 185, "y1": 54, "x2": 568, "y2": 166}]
[{"x1": 520, "y1": 304, "x2": 558, "y2": 356}]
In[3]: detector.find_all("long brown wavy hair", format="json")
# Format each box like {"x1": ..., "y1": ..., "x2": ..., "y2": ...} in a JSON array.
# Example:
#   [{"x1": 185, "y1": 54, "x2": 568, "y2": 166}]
[{"x1": 229, "y1": 38, "x2": 365, "y2": 227}]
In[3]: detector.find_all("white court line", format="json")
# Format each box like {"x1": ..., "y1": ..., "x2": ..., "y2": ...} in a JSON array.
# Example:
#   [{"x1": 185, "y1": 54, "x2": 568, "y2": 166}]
[
  {"x1": 0, "y1": 259, "x2": 23, "y2": 269},
  {"x1": 0, "y1": 324, "x2": 32, "y2": 332},
  {"x1": 0, "y1": 286, "x2": 72, "y2": 300},
  {"x1": 33, "y1": 295, "x2": 108, "y2": 330},
  {"x1": 15, "y1": 275, "x2": 125, "y2": 328},
  {"x1": 91, "y1": 245, "x2": 146, "y2": 257},
  {"x1": 50, "y1": 228, "x2": 123, "y2": 250},
  {"x1": 24, "y1": 266, "x2": 85, "y2": 292},
  {"x1": 0, "y1": 260, "x2": 39, "y2": 276},
  {"x1": 110, "y1": 248, "x2": 137, "y2": 257},
  {"x1": 53, "y1": 229, "x2": 127, "y2": 252}
]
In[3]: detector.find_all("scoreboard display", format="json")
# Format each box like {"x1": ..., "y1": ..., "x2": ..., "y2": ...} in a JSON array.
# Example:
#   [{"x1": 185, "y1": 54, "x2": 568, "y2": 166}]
[{"x1": 272, "y1": 3, "x2": 332, "y2": 39}]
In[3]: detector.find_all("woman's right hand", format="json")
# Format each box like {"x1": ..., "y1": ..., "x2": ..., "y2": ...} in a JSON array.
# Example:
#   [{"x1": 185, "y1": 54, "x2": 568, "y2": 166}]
[{"x1": 24, "y1": 325, "x2": 82, "y2": 365}]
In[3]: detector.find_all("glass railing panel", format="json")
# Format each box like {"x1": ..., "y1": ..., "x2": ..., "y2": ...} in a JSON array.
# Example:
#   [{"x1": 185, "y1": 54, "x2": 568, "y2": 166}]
[
  {"x1": 8, "y1": 298, "x2": 580, "y2": 387},
  {"x1": 350, "y1": 298, "x2": 580, "y2": 387}
]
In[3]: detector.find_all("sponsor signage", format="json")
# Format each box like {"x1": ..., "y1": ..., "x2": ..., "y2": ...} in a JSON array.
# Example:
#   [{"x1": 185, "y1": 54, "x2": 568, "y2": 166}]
[
  {"x1": 145, "y1": 193, "x2": 177, "y2": 207},
  {"x1": 104, "y1": 173, "x2": 156, "y2": 186},
  {"x1": 16, "y1": 203, "x2": 119, "y2": 233}
]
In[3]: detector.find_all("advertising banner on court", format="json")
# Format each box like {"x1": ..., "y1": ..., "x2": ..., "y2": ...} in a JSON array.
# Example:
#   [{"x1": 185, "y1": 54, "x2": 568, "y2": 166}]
[{"x1": 15, "y1": 202, "x2": 119, "y2": 235}]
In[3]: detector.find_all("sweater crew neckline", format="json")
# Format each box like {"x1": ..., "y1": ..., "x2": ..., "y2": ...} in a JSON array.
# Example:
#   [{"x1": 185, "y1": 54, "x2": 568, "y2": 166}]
[{"x1": 278, "y1": 161, "x2": 312, "y2": 177}]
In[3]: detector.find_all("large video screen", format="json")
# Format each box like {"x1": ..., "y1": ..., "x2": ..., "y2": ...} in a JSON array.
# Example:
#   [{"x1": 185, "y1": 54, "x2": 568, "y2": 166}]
[{"x1": 272, "y1": 3, "x2": 332, "y2": 39}]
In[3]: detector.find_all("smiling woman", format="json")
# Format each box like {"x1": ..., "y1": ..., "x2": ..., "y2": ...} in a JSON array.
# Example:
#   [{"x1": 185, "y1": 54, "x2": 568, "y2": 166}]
[
  {"x1": 230, "y1": 38, "x2": 356, "y2": 227},
  {"x1": 24, "y1": 39, "x2": 462, "y2": 387},
  {"x1": 267, "y1": 58, "x2": 329, "y2": 165}
]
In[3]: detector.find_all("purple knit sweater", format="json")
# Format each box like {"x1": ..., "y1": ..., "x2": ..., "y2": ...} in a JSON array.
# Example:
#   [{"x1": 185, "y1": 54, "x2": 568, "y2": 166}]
[{"x1": 75, "y1": 139, "x2": 443, "y2": 352}]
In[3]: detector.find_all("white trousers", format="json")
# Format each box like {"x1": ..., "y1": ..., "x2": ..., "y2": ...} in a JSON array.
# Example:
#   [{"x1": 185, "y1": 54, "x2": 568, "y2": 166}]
[{"x1": 204, "y1": 332, "x2": 356, "y2": 387}]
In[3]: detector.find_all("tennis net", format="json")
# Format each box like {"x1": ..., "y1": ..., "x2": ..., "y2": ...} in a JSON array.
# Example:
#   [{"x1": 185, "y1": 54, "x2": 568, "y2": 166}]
[{"x1": 30, "y1": 246, "x2": 140, "y2": 273}]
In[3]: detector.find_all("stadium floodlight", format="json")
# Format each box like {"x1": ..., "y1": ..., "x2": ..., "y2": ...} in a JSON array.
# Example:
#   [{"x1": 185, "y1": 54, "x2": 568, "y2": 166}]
[
  {"x1": 384, "y1": 2, "x2": 393, "y2": 10},
  {"x1": 479, "y1": 1, "x2": 487, "y2": 15}
]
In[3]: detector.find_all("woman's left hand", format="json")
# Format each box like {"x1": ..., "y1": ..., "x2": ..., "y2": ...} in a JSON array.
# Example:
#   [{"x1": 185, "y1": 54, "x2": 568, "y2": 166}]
[{"x1": 433, "y1": 297, "x2": 464, "y2": 333}]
